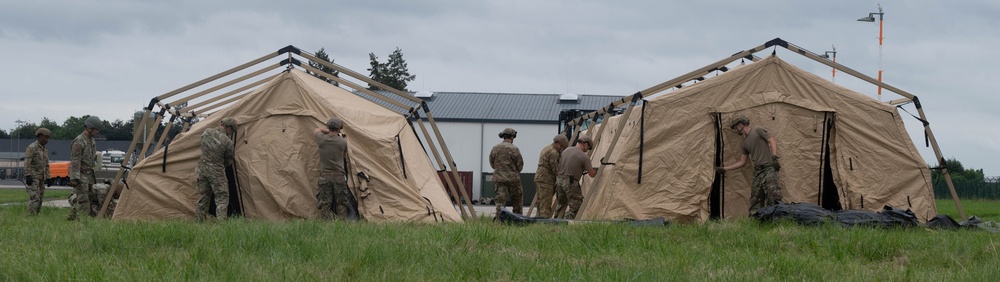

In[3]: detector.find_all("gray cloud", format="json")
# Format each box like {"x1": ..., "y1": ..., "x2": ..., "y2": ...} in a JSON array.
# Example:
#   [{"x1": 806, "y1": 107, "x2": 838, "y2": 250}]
[{"x1": 2, "y1": 0, "x2": 998, "y2": 174}]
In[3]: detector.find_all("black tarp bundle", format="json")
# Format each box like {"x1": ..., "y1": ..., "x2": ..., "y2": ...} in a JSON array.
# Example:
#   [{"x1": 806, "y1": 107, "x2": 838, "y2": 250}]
[
  {"x1": 927, "y1": 215, "x2": 1000, "y2": 232},
  {"x1": 495, "y1": 208, "x2": 667, "y2": 227},
  {"x1": 752, "y1": 202, "x2": 833, "y2": 226},
  {"x1": 755, "y1": 202, "x2": 1000, "y2": 232},
  {"x1": 753, "y1": 202, "x2": 919, "y2": 228},
  {"x1": 832, "y1": 206, "x2": 919, "y2": 228}
]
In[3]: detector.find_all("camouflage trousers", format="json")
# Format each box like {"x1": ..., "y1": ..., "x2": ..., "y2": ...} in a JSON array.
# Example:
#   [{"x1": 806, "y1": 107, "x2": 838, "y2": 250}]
[
  {"x1": 495, "y1": 181, "x2": 523, "y2": 215},
  {"x1": 534, "y1": 181, "x2": 557, "y2": 218},
  {"x1": 25, "y1": 178, "x2": 45, "y2": 215},
  {"x1": 66, "y1": 183, "x2": 99, "y2": 220},
  {"x1": 554, "y1": 175, "x2": 583, "y2": 219},
  {"x1": 93, "y1": 183, "x2": 116, "y2": 216},
  {"x1": 749, "y1": 165, "x2": 782, "y2": 214},
  {"x1": 317, "y1": 177, "x2": 351, "y2": 220},
  {"x1": 196, "y1": 169, "x2": 229, "y2": 221}
]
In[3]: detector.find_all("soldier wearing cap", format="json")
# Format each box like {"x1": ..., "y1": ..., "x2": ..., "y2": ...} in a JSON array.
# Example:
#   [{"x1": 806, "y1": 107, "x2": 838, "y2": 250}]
[
  {"x1": 534, "y1": 134, "x2": 568, "y2": 218},
  {"x1": 555, "y1": 135, "x2": 598, "y2": 219},
  {"x1": 67, "y1": 116, "x2": 102, "y2": 220},
  {"x1": 314, "y1": 117, "x2": 351, "y2": 220},
  {"x1": 489, "y1": 128, "x2": 524, "y2": 215},
  {"x1": 24, "y1": 128, "x2": 51, "y2": 215},
  {"x1": 717, "y1": 115, "x2": 782, "y2": 214},
  {"x1": 195, "y1": 117, "x2": 236, "y2": 221}
]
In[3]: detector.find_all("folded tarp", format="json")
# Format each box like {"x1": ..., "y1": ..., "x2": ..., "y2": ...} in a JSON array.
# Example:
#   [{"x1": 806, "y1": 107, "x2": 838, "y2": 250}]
[
  {"x1": 753, "y1": 202, "x2": 919, "y2": 228},
  {"x1": 495, "y1": 209, "x2": 667, "y2": 227}
]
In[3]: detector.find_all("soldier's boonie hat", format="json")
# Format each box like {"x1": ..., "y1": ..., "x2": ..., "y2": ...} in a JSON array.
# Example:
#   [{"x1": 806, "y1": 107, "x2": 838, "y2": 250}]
[
  {"x1": 499, "y1": 128, "x2": 517, "y2": 138},
  {"x1": 326, "y1": 117, "x2": 344, "y2": 130},
  {"x1": 84, "y1": 116, "x2": 103, "y2": 130},
  {"x1": 730, "y1": 115, "x2": 750, "y2": 129},
  {"x1": 221, "y1": 117, "x2": 237, "y2": 128},
  {"x1": 35, "y1": 127, "x2": 52, "y2": 137}
]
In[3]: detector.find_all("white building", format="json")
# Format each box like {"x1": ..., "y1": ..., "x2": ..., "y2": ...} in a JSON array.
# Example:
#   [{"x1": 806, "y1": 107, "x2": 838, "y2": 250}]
[{"x1": 402, "y1": 91, "x2": 622, "y2": 203}]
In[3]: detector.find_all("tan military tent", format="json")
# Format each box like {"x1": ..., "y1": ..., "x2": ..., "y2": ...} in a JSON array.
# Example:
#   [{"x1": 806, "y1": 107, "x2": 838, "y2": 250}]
[
  {"x1": 577, "y1": 55, "x2": 937, "y2": 223},
  {"x1": 113, "y1": 69, "x2": 462, "y2": 222}
]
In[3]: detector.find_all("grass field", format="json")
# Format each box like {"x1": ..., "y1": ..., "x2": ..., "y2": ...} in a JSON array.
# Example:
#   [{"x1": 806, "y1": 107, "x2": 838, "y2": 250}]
[
  {"x1": 0, "y1": 189, "x2": 71, "y2": 204},
  {"x1": 935, "y1": 198, "x2": 1000, "y2": 222},
  {"x1": 1, "y1": 198, "x2": 998, "y2": 280}
]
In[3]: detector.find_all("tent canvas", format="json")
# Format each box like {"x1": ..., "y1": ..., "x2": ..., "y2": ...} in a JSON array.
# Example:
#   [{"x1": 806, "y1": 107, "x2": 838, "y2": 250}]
[
  {"x1": 578, "y1": 56, "x2": 936, "y2": 223},
  {"x1": 113, "y1": 69, "x2": 461, "y2": 222}
]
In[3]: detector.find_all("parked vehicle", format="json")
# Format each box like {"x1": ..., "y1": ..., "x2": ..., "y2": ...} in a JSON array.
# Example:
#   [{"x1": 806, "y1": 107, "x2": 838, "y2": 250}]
[
  {"x1": 48, "y1": 161, "x2": 70, "y2": 186},
  {"x1": 97, "y1": 150, "x2": 126, "y2": 183},
  {"x1": 45, "y1": 150, "x2": 127, "y2": 186}
]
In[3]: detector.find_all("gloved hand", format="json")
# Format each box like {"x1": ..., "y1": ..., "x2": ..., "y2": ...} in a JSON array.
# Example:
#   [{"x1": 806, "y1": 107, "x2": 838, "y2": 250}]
[
  {"x1": 772, "y1": 161, "x2": 781, "y2": 172},
  {"x1": 25, "y1": 175, "x2": 33, "y2": 186},
  {"x1": 715, "y1": 167, "x2": 726, "y2": 174}
]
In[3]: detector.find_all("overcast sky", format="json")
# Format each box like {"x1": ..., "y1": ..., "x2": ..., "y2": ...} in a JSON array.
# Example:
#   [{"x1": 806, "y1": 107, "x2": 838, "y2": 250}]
[{"x1": 2, "y1": 0, "x2": 999, "y2": 174}]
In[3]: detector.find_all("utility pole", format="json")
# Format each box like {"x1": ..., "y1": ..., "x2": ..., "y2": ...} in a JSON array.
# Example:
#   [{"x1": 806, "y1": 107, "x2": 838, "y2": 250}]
[
  {"x1": 858, "y1": 4, "x2": 885, "y2": 100},
  {"x1": 15, "y1": 119, "x2": 26, "y2": 178}
]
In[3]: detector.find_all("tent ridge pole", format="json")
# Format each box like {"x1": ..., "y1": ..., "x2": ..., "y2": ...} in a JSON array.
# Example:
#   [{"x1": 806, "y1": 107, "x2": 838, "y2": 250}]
[{"x1": 157, "y1": 51, "x2": 281, "y2": 101}]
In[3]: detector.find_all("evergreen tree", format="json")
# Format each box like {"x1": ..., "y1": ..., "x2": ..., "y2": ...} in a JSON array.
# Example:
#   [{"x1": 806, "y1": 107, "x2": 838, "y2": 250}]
[
  {"x1": 307, "y1": 48, "x2": 339, "y2": 86},
  {"x1": 367, "y1": 48, "x2": 416, "y2": 91},
  {"x1": 367, "y1": 52, "x2": 384, "y2": 90}
]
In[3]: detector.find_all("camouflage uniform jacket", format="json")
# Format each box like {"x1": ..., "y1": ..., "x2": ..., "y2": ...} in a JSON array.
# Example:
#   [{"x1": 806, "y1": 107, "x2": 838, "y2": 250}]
[
  {"x1": 70, "y1": 132, "x2": 97, "y2": 183},
  {"x1": 197, "y1": 127, "x2": 234, "y2": 174},
  {"x1": 24, "y1": 141, "x2": 50, "y2": 180},
  {"x1": 489, "y1": 141, "x2": 523, "y2": 183},
  {"x1": 533, "y1": 143, "x2": 560, "y2": 184}
]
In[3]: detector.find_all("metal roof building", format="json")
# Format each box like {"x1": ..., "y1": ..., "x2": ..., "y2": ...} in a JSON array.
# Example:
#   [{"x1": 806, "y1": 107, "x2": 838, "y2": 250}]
[
  {"x1": 359, "y1": 91, "x2": 622, "y2": 123},
  {"x1": 369, "y1": 91, "x2": 623, "y2": 203},
  {"x1": 415, "y1": 92, "x2": 621, "y2": 123}
]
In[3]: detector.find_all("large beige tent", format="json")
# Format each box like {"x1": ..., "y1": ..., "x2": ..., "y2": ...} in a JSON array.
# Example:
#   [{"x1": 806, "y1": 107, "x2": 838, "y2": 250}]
[
  {"x1": 113, "y1": 69, "x2": 462, "y2": 222},
  {"x1": 576, "y1": 55, "x2": 939, "y2": 223}
]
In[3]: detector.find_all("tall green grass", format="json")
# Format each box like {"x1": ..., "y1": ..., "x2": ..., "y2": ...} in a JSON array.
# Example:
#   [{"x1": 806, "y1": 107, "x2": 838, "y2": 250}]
[
  {"x1": 0, "y1": 189, "x2": 71, "y2": 204},
  {"x1": 936, "y1": 199, "x2": 1000, "y2": 221},
  {"x1": 1, "y1": 201, "x2": 998, "y2": 281}
]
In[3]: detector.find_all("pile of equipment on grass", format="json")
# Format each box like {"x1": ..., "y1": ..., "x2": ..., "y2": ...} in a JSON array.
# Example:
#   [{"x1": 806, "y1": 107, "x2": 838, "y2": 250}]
[
  {"x1": 753, "y1": 202, "x2": 998, "y2": 231},
  {"x1": 495, "y1": 208, "x2": 666, "y2": 227}
]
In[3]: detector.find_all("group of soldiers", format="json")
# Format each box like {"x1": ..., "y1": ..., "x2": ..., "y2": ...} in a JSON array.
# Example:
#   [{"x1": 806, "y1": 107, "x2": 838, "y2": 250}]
[
  {"x1": 25, "y1": 113, "x2": 781, "y2": 221},
  {"x1": 489, "y1": 114, "x2": 783, "y2": 219},
  {"x1": 194, "y1": 116, "x2": 352, "y2": 222},
  {"x1": 23, "y1": 116, "x2": 106, "y2": 219},
  {"x1": 488, "y1": 128, "x2": 597, "y2": 220},
  {"x1": 22, "y1": 115, "x2": 354, "y2": 222}
]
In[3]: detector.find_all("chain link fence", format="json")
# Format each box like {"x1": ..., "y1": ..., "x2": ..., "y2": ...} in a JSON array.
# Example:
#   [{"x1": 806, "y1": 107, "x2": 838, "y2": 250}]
[
  {"x1": 1, "y1": 166, "x2": 23, "y2": 181},
  {"x1": 934, "y1": 176, "x2": 1000, "y2": 200}
]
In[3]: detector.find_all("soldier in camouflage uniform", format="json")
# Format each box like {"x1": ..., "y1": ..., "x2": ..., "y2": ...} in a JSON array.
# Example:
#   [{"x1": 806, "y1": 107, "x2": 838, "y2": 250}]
[
  {"x1": 489, "y1": 128, "x2": 524, "y2": 215},
  {"x1": 555, "y1": 135, "x2": 597, "y2": 219},
  {"x1": 534, "y1": 134, "x2": 568, "y2": 218},
  {"x1": 314, "y1": 117, "x2": 351, "y2": 220},
  {"x1": 67, "y1": 116, "x2": 102, "y2": 220},
  {"x1": 195, "y1": 117, "x2": 236, "y2": 222},
  {"x1": 24, "y1": 128, "x2": 52, "y2": 215},
  {"x1": 717, "y1": 116, "x2": 782, "y2": 214}
]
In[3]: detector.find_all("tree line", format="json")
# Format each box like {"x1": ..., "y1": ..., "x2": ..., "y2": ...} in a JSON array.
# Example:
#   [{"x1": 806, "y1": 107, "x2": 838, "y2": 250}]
[
  {"x1": 0, "y1": 113, "x2": 180, "y2": 141},
  {"x1": 930, "y1": 158, "x2": 998, "y2": 199}
]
